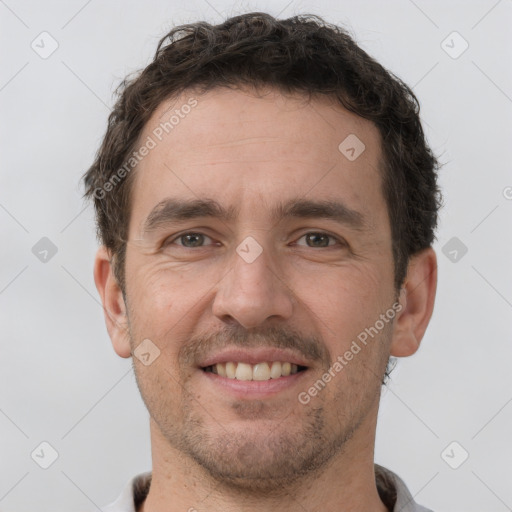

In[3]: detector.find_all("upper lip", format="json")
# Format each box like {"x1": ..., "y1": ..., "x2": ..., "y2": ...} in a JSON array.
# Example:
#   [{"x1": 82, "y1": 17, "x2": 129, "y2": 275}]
[{"x1": 198, "y1": 347, "x2": 311, "y2": 368}]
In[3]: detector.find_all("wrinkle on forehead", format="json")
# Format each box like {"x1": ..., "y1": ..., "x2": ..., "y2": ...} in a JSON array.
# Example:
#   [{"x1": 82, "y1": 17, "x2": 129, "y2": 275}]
[{"x1": 129, "y1": 86, "x2": 388, "y2": 245}]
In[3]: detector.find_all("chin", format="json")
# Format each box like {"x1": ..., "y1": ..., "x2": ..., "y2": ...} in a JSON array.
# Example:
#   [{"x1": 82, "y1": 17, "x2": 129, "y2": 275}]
[{"x1": 172, "y1": 405, "x2": 352, "y2": 494}]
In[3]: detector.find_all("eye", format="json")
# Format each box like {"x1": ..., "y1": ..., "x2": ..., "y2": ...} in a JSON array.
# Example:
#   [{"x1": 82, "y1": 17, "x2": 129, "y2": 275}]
[
  {"x1": 164, "y1": 231, "x2": 343, "y2": 250},
  {"x1": 295, "y1": 232, "x2": 343, "y2": 248},
  {"x1": 169, "y1": 232, "x2": 214, "y2": 248}
]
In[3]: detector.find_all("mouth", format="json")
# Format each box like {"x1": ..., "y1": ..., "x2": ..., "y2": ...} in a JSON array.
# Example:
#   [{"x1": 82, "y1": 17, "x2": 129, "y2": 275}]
[
  {"x1": 197, "y1": 348, "x2": 312, "y2": 398},
  {"x1": 202, "y1": 361, "x2": 308, "y2": 381}
]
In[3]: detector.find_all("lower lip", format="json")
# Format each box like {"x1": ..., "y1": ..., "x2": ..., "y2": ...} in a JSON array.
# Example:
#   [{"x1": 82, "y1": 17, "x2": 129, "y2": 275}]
[{"x1": 200, "y1": 368, "x2": 308, "y2": 399}]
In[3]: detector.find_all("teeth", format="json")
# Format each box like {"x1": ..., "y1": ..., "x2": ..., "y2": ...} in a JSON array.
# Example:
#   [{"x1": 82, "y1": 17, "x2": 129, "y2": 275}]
[
  {"x1": 253, "y1": 362, "x2": 271, "y2": 381},
  {"x1": 206, "y1": 361, "x2": 303, "y2": 381},
  {"x1": 235, "y1": 362, "x2": 253, "y2": 381},
  {"x1": 226, "y1": 361, "x2": 236, "y2": 379},
  {"x1": 217, "y1": 363, "x2": 227, "y2": 377},
  {"x1": 270, "y1": 361, "x2": 282, "y2": 379}
]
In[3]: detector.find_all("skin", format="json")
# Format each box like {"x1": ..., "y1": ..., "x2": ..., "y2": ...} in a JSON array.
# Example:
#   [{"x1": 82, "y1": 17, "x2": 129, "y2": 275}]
[{"x1": 94, "y1": 86, "x2": 437, "y2": 512}]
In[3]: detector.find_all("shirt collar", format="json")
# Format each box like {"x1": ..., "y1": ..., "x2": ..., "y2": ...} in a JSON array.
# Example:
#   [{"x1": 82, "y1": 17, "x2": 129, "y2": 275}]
[{"x1": 102, "y1": 465, "x2": 433, "y2": 512}]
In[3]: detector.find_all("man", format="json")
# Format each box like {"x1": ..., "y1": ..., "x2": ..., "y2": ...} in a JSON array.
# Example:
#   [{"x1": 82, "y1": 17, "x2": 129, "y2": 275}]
[{"x1": 84, "y1": 12, "x2": 440, "y2": 512}]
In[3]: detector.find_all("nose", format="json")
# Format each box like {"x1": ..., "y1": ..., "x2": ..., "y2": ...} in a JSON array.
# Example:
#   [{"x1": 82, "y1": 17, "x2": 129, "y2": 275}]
[{"x1": 211, "y1": 240, "x2": 294, "y2": 329}]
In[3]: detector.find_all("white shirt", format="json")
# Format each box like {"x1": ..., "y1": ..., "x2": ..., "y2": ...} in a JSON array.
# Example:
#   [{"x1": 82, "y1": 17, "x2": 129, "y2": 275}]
[{"x1": 101, "y1": 464, "x2": 434, "y2": 511}]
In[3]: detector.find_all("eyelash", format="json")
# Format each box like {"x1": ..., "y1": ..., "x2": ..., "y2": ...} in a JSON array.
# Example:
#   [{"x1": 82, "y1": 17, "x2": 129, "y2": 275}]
[{"x1": 166, "y1": 231, "x2": 345, "y2": 249}]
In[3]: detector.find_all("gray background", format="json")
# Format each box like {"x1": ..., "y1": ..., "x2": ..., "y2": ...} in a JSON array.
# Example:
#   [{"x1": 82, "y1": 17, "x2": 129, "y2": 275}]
[{"x1": 1, "y1": 0, "x2": 511, "y2": 511}]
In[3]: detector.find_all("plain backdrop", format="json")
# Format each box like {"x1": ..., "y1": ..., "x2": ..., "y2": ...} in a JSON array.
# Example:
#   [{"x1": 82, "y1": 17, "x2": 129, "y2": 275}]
[{"x1": 1, "y1": 1, "x2": 511, "y2": 511}]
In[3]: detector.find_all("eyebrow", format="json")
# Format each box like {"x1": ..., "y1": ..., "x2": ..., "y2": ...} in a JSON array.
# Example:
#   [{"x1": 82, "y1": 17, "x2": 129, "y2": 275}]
[{"x1": 142, "y1": 197, "x2": 368, "y2": 234}]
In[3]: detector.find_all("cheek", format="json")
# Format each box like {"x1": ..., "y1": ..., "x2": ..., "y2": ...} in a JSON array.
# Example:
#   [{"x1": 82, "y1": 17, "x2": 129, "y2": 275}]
[
  {"x1": 296, "y1": 262, "x2": 385, "y2": 316},
  {"x1": 292, "y1": 264, "x2": 391, "y2": 355},
  {"x1": 125, "y1": 264, "x2": 182, "y2": 342},
  {"x1": 126, "y1": 260, "x2": 220, "y2": 353}
]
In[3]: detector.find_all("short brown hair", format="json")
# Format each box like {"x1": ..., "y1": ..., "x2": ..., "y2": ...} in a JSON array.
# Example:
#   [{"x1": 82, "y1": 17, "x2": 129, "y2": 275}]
[{"x1": 83, "y1": 12, "x2": 442, "y2": 292}]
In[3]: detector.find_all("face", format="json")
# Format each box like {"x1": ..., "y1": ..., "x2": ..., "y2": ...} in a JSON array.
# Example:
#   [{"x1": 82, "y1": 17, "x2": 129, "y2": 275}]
[{"x1": 120, "y1": 87, "x2": 398, "y2": 491}]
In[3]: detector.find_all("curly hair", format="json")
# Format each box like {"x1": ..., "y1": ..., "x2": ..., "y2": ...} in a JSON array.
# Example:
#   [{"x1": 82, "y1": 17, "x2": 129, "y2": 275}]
[{"x1": 83, "y1": 12, "x2": 442, "y2": 293}]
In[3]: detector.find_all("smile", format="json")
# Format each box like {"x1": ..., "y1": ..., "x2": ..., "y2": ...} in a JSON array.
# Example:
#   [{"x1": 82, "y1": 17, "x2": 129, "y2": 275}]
[{"x1": 202, "y1": 361, "x2": 307, "y2": 381}]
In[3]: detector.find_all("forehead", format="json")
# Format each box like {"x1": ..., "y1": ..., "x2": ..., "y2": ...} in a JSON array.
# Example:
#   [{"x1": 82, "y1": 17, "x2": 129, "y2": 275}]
[{"x1": 130, "y1": 86, "x2": 387, "y2": 234}]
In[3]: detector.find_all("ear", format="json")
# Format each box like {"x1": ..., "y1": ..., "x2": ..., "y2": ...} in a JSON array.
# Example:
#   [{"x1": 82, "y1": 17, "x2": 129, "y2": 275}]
[
  {"x1": 93, "y1": 246, "x2": 132, "y2": 358},
  {"x1": 390, "y1": 247, "x2": 437, "y2": 357}
]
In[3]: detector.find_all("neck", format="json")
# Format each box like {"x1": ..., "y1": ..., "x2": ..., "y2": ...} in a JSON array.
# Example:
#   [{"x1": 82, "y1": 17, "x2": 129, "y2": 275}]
[{"x1": 139, "y1": 405, "x2": 389, "y2": 512}]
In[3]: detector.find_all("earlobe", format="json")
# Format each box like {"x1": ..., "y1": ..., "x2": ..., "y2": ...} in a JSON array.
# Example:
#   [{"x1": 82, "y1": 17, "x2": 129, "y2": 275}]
[
  {"x1": 93, "y1": 246, "x2": 132, "y2": 358},
  {"x1": 390, "y1": 248, "x2": 437, "y2": 358}
]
